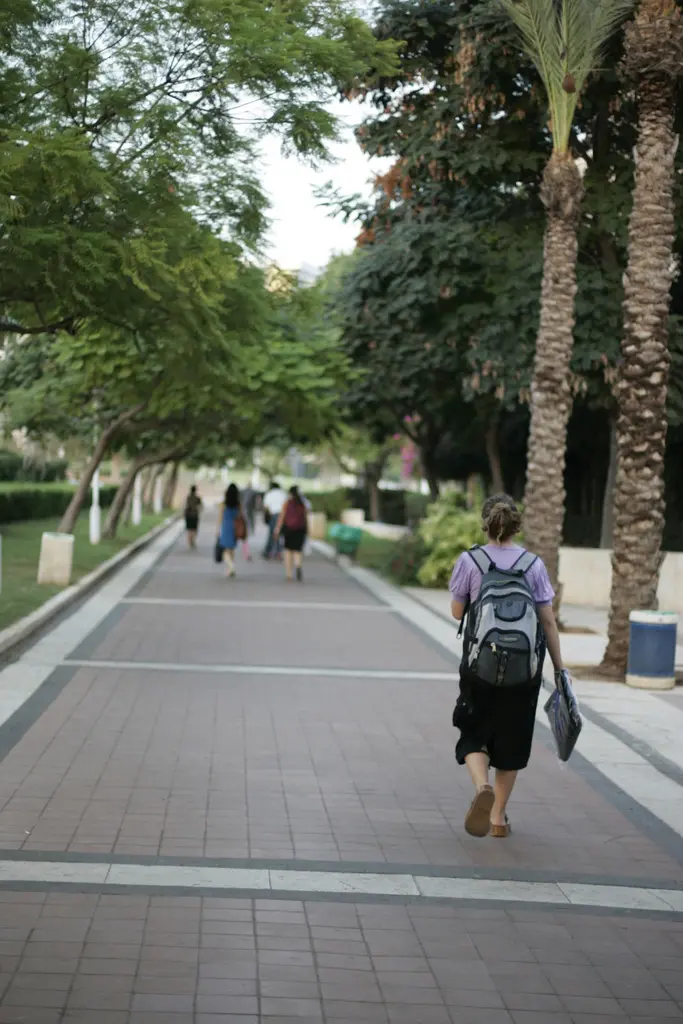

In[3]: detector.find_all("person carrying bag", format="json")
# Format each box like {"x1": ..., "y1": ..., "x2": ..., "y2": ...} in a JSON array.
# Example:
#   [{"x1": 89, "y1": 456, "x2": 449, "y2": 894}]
[{"x1": 449, "y1": 494, "x2": 569, "y2": 839}]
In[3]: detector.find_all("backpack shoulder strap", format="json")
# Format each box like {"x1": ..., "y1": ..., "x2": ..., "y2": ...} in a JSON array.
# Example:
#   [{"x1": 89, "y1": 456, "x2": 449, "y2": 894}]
[
  {"x1": 466, "y1": 545, "x2": 493, "y2": 575},
  {"x1": 511, "y1": 549, "x2": 538, "y2": 574}
]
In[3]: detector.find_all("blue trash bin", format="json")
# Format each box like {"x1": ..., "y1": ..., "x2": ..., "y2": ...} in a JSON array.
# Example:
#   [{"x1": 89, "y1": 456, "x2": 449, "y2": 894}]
[{"x1": 626, "y1": 610, "x2": 678, "y2": 690}]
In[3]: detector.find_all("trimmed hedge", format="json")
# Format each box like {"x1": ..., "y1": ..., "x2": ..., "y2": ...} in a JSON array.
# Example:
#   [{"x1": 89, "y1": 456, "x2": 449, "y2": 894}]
[
  {"x1": 0, "y1": 450, "x2": 68, "y2": 482},
  {"x1": 0, "y1": 483, "x2": 118, "y2": 525},
  {"x1": 306, "y1": 487, "x2": 431, "y2": 527}
]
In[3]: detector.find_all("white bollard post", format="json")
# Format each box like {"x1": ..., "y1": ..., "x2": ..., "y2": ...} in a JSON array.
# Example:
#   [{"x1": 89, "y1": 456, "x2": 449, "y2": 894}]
[
  {"x1": 89, "y1": 468, "x2": 101, "y2": 544},
  {"x1": 153, "y1": 473, "x2": 163, "y2": 514},
  {"x1": 132, "y1": 473, "x2": 142, "y2": 526}
]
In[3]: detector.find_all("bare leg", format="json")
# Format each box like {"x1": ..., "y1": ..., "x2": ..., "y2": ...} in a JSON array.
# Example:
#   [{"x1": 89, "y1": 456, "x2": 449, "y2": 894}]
[
  {"x1": 465, "y1": 751, "x2": 490, "y2": 790},
  {"x1": 223, "y1": 549, "x2": 235, "y2": 577},
  {"x1": 293, "y1": 551, "x2": 303, "y2": 580},
  {"x1": 242, "y1": 538, "x2": 251, "y2": 561},
  {"x1": 491, "y1": 769, "x2": 517, "y2": 827},
  {"x1": 284, "y1": 549, "x2": 294, "y2": 580},
  {"x1": 186, "y1": 531, "x2": 192, "y2": 549},
  {"x1": 463, "y1": 751, "x2": 494, "y2": 838}
]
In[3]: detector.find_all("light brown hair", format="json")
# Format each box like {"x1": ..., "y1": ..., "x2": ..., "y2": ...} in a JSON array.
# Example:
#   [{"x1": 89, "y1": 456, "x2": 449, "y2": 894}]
[{"x1": 481, "y1": 493, "x2": 522, "y2": 544}]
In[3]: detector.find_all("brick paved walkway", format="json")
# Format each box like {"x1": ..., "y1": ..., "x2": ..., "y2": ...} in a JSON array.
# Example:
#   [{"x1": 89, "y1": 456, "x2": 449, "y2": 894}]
[{"x1": 0, "y1": 512, "x2": 681, "y2": 1022}]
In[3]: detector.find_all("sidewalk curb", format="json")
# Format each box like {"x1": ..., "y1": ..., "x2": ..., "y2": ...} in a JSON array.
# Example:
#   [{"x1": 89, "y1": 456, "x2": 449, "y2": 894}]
[{"x1": 0, "y1": 515, "x2": 180, "y2": 660}]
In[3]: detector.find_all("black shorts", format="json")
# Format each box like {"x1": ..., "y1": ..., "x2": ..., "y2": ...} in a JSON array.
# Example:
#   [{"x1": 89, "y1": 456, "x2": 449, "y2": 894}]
[
  {"x1": 283, "y1": 527, "x2": 306, "y2": 552},
  {"x1": 454, "y1": 665, "x2": 542, "y2": 771},
  {"x1": 185, "y1": 515, "x2": 199, "y2": 531}
]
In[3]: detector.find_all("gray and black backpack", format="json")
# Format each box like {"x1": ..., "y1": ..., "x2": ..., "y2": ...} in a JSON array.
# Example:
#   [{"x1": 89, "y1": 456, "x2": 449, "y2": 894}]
[{"x1": 460, "y1": 546, "x2": 542, "y2": 687}]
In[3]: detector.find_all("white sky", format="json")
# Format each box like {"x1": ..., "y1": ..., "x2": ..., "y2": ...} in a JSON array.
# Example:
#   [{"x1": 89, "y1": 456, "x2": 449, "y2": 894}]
[{"x1": 258, "y1": 99, "x2": 390, "y2": 274}]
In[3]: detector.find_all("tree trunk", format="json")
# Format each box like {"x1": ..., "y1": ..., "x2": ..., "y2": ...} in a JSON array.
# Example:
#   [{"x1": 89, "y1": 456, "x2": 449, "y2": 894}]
[
  {"x1": 522, "y1": 152, "x2": 584, "y2": 600},
  {"x1": 484, "y1": 421, "x2": 504, "y2": 494},
  {"x1": 103, "y1": 467, "x2": 139, "y2": 539},
  {"x1": 123, "y1": 480, "x2": 135, "y2": 524},
  {"x1": 364, "y1": 450, "x2": 388, "y2": 522},
  {"x1": 163, "y1": 461, "x2": 180, "y2": 509},
  {"x1": 58, "y1": 436, "x2": 109, "y2": 535},
  {"x1": 104, "y1": 446, "x2": 186, "y2": 538},
  {"x1": 423, "y1": 464, "x2": 439, "y2": 502},
  {"x1": 57, "y1": 405, "x2": 144, "y2": 534},
  {"x1": 600, "y1": 415, "x2": 617, "y2": 549},
  {"x1": 145, "y1": 464, "x2": 163, "y2": 508},
  {"x1": 141, "y1": 466, "x2": 154, "y2": 508},
  {"x1": 602, "y1": 4, "x2": 681, "y2": 673}
]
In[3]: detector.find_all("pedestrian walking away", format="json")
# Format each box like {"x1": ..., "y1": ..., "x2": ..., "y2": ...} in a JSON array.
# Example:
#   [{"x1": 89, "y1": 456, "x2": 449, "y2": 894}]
[
  {"x1": 449, "y1": 493, "x2": 567, "y2": 838},
  {"x1": 262, "y1": 480, "x2": 286, "y2": 560},
  {"x1": 275, "y1": 485, "x2": 308, "y2": 582},
  {"x1": 183, "y1": 484, "x2": 202, "y2": 549},
  {"x1": 239, "y1": 484, "x2": 257, "y2": 562},
  {"x1": 216, "y1": 483, "x2": 246, "y2": 578}
]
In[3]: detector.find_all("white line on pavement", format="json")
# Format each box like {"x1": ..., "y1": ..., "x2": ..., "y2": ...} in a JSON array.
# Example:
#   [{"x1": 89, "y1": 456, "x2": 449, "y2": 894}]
[
  {"x1": 62, "y1": 659, "x2": 455, "y2": 681},
  {"x1": 0, "y1": 859, "x2": 682, "y2": 911},
  {"x1": 121, "y1": 598, "x2": 390, "y2": 612}
]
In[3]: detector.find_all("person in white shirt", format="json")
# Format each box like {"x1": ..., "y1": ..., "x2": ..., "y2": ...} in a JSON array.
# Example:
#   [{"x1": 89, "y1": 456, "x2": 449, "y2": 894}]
[{"x1": 262, "y1": 481, "x2": 286, "y2": 559}]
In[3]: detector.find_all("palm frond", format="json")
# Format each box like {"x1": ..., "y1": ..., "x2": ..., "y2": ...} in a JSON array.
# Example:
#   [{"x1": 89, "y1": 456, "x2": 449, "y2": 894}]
[{"x1": 500, "y1": 0, "x2": 635, "y2": 151}]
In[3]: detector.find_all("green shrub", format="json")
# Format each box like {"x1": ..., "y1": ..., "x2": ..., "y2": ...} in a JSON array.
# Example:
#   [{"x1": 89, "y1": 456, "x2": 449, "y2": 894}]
[
  {"x1": 307, "y1": 489, "x2": 349, "y2": 521},
  {"x1": 417, "y1": 492, "x2": 484, "y2": 588},
  {"x1": 383, "y1": 532, "x2": 427, "y2": 586},
  {"x1": 0, "y1": 483, "x2": 118, "y2": 524},
  {"x1": 0, "y1": 451, "x2": 23, "y2": 481}
]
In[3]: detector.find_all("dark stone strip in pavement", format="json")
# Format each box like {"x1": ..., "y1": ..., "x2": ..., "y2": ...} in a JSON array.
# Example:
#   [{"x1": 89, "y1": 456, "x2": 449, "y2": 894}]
[
  {"x1": 547, "y1": 681, "x2": 683, "y2": 791},
  {"x1": 1, "y1": 879, "x2": 682, "y2": 918},
  {"x1": 535, "y1": 715, "x2": 683, "y2": 868},
  {"x1": 0, "y1": 664, "x2": 77, "y2": 765},
  {"x1": 0, "y1": 848, "x2": 681, "y2": 892},
  {"x1": 64, "y1": 603, "x2": 129, "y2": 661},
  {"x1": 121, "y1": 533, "x2": 180, "y2": 598}
]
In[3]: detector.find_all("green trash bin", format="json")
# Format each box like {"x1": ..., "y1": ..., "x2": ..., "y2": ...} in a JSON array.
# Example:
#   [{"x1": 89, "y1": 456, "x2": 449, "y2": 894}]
[{"x1": 336, "y1": 525, "x2": 362, "y2": 557}]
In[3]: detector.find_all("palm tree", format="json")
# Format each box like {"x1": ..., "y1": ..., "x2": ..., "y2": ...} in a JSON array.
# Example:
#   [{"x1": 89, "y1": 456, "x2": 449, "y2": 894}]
[
  {"x1": 601, "y1": 0, "x2": 683, "y2": 674},
  {"x1": 500, "y1": 0, "x2": 634, "y2": 600}
]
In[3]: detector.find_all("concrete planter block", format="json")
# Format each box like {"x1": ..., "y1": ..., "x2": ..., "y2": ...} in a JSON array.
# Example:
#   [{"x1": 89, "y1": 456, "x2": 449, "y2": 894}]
[
  {"x1": 307, "y1": 512, "x2": 327, "y2": 540},
  {"x1": 341, "y1": 508, "x2": 365, "y2": 528},
  {"x1": 37, "y1": 532, "x2": 74, "y2": 586}
]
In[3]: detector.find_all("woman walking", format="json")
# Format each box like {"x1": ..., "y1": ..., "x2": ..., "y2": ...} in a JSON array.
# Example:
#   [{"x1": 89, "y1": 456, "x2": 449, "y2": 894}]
[
  {"x1": 450, "y1": 494, "x2": 566, "y2": 838},
  {"x1": 184, "y1": 485, "x2": 202, "y2": 549},
  {"x1": 216, "y1": 483, "x2": 244, "y2": 578},
  {"x1": 275, "y1": 485, "x2": 308, "y2": 582}
]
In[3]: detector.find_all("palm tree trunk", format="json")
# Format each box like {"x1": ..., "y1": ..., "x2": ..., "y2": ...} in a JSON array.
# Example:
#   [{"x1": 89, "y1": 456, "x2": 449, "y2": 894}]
[
  {"x1": 600, "y1": 415, "x2": 617, "y2": 549},
  {"x1": 523, "y1": 151, "x2": 584, "y2": 602},
  {"x1": 602, "y1": 1, "x2": 681, "y2": 673}
]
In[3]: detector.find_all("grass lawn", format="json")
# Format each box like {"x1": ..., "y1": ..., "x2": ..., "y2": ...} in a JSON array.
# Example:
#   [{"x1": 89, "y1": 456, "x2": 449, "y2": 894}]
[
  {"x1": 0, "y1": 512, "x2": 169, "y2": 632},
  {"x1": 353, "y1": 532, "x2": 399, "y2": 572}
]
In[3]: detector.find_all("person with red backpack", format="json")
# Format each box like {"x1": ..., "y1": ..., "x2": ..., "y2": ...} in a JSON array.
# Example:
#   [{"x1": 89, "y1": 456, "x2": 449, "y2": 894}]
[{"x1": 274, "y1": 485, "x2": 308, "y2": 582}]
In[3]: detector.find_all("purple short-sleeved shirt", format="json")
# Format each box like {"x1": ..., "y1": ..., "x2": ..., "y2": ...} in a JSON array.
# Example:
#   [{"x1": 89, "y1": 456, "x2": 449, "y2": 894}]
[{"x1": 449, "y1": 545, "x2": 555, "y2": 606}]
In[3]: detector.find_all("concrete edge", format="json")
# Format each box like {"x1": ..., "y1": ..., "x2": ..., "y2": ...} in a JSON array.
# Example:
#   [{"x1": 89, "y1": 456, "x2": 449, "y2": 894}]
[{"x1": 0, "y1": 514, "x2": 180, "y2": 659}]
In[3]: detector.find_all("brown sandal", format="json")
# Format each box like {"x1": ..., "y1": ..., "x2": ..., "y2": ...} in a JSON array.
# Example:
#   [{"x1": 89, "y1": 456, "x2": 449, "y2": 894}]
[
  {"x1": 464, "y1": 785, "x2": 495, "y2": 837},
  {"x1": 490, "y1": 816, "x2": 511, "y2": 839}
]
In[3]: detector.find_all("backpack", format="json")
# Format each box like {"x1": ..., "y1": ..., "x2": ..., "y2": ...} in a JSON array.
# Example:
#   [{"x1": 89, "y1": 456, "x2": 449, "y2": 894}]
[
  {"x1": 284, "y1": 500, "x2": 306, "y2": 530},
  {"x1": 460, "y1": 546, "x2": 541, "y2": 687}
]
